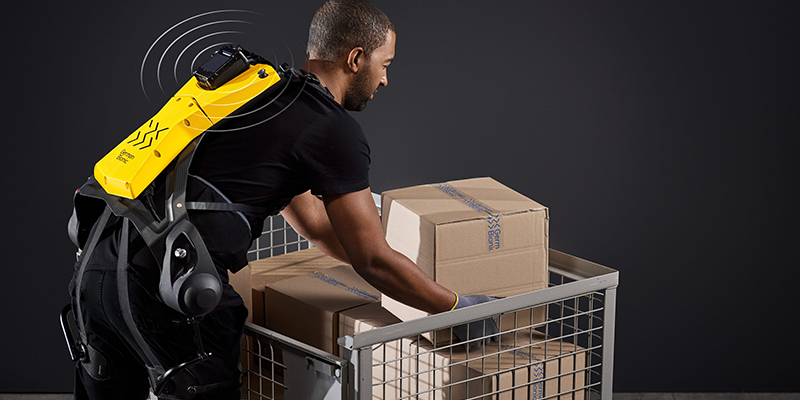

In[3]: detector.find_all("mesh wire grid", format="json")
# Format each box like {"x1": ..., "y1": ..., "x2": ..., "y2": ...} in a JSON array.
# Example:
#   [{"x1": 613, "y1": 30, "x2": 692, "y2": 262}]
[
  {"x1": 246, "y1": 214, "x2": 313, "y2": 261},
  {"x1": 363, "y1": 270, "x2": 606, "y2": 400},
  {"x1": 241, "y1": 332, "x2": 288, "y2": 400}
]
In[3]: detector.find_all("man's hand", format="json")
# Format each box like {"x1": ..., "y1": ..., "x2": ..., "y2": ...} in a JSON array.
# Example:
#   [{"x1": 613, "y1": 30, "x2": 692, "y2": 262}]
[{"x1": 452, "y1": 294, "x2": 500, "y2": 349}]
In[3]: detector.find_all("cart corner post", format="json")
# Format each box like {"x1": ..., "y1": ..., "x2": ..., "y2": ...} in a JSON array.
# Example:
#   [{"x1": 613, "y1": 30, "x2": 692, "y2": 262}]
[
  {"x1": 341, "y1": 341, "x2": 373, "y2": 400},
  {"x1": 601, "y1": 276, "x2": 619, "y2": 400}
]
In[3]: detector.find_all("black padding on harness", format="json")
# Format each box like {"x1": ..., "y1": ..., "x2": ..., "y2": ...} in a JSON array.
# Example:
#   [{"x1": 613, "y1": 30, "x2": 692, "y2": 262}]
[
  {"x1": 72, "y1": 207, "x2": 112, "y2": 358},
  {"x1": 81, "y1": 344, "x2": 110, "y2": 382},
  {"x1": 159, "y1": 219, "x2": 221, "y2": 316}
]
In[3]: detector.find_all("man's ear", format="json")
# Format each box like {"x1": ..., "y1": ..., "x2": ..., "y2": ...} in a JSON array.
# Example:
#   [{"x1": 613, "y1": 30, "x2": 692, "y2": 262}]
[{"x1": 346, "y1": 47, "x2": 365, "y2": 73}]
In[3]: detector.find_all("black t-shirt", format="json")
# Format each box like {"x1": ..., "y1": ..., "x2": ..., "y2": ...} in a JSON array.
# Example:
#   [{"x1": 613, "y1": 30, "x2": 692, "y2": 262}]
[
  {"x1": 190, "y1": 72, "x2": 371, "y2": 236},
  {"x1": 80, "y1": 72, "x2": 370, "y2": 310}
]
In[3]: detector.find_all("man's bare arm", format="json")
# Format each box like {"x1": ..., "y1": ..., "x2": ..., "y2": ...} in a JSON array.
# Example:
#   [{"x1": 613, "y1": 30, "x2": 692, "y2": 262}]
[
  {"x1": 281, "y1": 190, "x2": 350, "y2": 263},
  {"x1": 322, "y1": 188, "x2": 456, "y2": 314}
]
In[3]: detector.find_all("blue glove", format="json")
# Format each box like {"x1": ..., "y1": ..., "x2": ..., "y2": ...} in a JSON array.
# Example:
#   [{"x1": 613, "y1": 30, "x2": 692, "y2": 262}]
[{"x1": 451, "y1": 294, "x2": 500, "y2": 349}]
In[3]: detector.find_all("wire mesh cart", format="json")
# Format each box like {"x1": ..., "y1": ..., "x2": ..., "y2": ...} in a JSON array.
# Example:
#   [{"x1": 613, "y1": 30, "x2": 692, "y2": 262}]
[{"x1": 241, "y1": 210, "x2": 618, "y2": 400}]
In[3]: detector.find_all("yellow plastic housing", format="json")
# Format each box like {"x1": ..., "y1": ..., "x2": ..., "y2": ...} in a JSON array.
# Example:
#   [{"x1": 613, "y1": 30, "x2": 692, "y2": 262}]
[{"x1": 94, "y1": 64, "x2": 282, "y2": 199}]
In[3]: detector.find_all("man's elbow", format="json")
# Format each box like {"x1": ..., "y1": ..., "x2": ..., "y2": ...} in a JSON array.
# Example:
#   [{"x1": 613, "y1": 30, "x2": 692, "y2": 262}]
[{"x1": 349, "y1": 252, "x2": 390, "y2": 284}]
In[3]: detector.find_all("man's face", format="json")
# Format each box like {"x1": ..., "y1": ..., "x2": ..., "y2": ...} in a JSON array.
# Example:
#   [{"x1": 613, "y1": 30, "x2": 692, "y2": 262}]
[{"x1": 344, "y1": 30, "x2": 396, "y2": 111}]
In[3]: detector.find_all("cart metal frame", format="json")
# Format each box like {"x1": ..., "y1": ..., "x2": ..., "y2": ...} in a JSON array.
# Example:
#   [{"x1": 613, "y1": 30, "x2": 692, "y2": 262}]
[{"x1": 241, "y1": 207, "x2": 618, "y2": 400}]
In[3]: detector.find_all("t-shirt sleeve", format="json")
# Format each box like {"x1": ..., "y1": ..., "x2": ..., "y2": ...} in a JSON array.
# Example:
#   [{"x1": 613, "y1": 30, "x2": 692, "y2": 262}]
[{"x1": 292, "y1": 111, "x2": 371, "y2": 196}]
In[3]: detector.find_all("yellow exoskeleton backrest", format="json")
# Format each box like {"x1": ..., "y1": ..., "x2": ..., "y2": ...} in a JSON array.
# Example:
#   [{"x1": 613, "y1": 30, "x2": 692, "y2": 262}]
[{"x1": 94, "y1": 63, "x2": 282, "y2": 199}]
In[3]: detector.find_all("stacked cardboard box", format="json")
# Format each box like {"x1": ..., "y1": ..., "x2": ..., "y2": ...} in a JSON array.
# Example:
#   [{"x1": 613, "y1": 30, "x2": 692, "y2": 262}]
[
  {"x1": 248, "y1": 247, "x2": 341, "y2": 325},
  {"x1": 381, "y1": 177, "x2": 549, "y2": 343},
  {"x1": 444, "y1": 332, "x2": 587, "y2": 400},
  {"x1": 381, "y1": 177, "x2": 549, "y2": 297},
  {"x1": 264, "y1": 264, "x2": 381, "y2": 355}
]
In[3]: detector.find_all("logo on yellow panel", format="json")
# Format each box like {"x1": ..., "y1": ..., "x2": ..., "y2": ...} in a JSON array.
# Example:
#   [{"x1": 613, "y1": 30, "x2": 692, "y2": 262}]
[{"x1": 127, "y1": 120, "x2": 169, "y2": 150}]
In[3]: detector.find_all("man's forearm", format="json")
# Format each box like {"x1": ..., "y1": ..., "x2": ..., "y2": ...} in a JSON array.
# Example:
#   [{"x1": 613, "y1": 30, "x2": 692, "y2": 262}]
[
  {"x1": 351, "y1": 246, "x2": 457, "y2": 314},
  {"x1": 322, "y1": 188, "x2": 457, "y2": 315}
]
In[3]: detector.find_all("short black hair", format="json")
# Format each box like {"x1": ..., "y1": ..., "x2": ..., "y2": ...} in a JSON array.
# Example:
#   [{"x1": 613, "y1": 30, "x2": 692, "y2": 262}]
[{"x1": 307, "y1": 0, "x2": 395, "y2": 61}]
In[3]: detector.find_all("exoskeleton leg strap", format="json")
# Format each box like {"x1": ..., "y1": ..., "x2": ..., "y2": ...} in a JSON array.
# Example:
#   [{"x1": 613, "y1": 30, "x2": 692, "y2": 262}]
[
  {"x1": 116, "y1": 218, "x2": 167, "y2": 385},
  {"x1": 72, "y1": 207, "x2": 112, "y2": 361}
]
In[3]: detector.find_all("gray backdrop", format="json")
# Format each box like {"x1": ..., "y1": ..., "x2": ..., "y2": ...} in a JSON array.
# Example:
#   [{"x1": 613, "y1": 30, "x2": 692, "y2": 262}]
[{"x1": 1, "y1": 0, "x2": 797, "y2": 393}]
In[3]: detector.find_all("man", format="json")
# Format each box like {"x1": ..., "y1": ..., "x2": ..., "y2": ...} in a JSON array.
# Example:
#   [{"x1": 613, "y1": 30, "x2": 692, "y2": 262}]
[
  {"x1": 70, "y1": 1, "x2": 490, "y2": 399},
  {"x1": 282, "y1": 1, "x2": 460, "y2": 316}
]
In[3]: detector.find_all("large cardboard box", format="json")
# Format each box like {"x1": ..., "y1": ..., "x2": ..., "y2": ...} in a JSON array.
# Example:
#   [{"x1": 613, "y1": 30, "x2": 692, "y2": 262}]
[
  {"x1": 249, "y1": 247, "x2": 341, "y2": 325},
  {"x1": 381, "y1": 177, "x2": 549, "y2": 343},
  {"x1": 264, "y1": 264, "x2": 381, "y2": 355},
  {"x1": 382, "y1": 177, "x2": 549, "y2": 297}
]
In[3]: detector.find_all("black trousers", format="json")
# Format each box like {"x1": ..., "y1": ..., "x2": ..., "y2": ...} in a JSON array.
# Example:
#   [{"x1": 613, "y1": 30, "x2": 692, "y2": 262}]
[{"x1": 72, "y1": 269, "x2": 247, "y2": 400}]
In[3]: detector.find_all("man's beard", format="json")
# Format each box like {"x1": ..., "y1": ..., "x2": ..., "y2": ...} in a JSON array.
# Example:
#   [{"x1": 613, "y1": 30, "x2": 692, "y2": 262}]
[{"x1": 343, "y1": 67, "x2": 374, "y2": 112}]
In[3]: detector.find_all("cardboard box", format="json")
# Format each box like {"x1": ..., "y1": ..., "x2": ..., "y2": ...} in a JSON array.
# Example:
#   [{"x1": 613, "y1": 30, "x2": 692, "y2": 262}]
[
  {"x1": 264, "y1": 264, "x2": 381, "y2": 355},
  {"x1": 340, "y1": 303, "x2": 489, "y2": 400},
  {"x1": 249, "y1": 247, "x2": 341, "y2": 325},
  {"x1": 381, "y1": 177, "x2": 548, "y2": 298},
  {"x1": 381, "y1": 177, "x2": 549, "y2": 343},
  {"x1": 448, "y1": 332, "x2": 587, "y2": 400}
]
